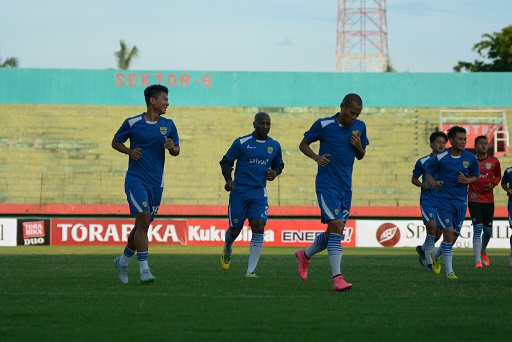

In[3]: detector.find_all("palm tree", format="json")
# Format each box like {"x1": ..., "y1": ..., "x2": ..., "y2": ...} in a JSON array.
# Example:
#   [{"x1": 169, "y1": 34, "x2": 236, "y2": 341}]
[
  {"x1": 114, "y1": 40, "x2": 139, "y2": 70},
  {"x1": 0, "y1": 56, "x2": 19, "y2": 68}
]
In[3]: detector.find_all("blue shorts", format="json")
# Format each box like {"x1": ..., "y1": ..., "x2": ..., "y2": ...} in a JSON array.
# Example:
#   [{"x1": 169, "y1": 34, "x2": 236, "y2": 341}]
[
  {"x1": 420, "y1": 203, "x2": 437, "y2": 224},
  {"x1": 228, "y1": 190, "x2": 268, "y2": 227},
  {"x1": 125, "y1": 181, "x2": 163, "y2": 220},
  {"x1": 316, "y1": 189, "x2": 352, "y2": 224},
  {"x1": 436, "y1": 200, "x2": 467, "y2": 236}
]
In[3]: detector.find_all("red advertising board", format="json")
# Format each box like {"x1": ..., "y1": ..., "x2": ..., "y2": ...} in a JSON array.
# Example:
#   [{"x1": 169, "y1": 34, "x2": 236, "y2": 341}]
[
  {"x1": 50, "y1": 218, "x2": 357, "y2": 247},
  {"x1": 51, "y1": 219, "x2": 187, "y2": 246},
  {"x1": 185, "y1": 219, "x2": 356, "y2": 247}
]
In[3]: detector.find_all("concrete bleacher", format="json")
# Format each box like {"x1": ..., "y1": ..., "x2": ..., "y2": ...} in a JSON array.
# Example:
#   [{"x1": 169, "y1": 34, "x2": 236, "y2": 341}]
[{"x1": 1, "y1": 103, "x2": 512, "y2": 209}]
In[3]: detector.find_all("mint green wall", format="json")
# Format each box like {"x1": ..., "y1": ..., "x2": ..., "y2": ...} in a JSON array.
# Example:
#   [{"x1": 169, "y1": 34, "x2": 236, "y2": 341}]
[{"x1": 1, "y1": 68, "x2": 512, "y2": 107}]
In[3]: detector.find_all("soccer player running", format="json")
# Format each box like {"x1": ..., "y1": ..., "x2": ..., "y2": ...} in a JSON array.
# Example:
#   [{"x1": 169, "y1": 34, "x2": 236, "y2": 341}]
[
  {"x1": 295, "y1": 93, "x2": 369, "y2": 291},
  {"x1": 500, "y1": 166, "x2": 512, "y2": 267},
  {"x1": 468, "y1": 135, "x2": 501, "y2": 268},
  {"x1": 219, "y1": 112, "x2": 284, "y2": 277},
  {"x1": 112, "y1": 84, "x2": 180, "y2": 284},
  {"x1": 426, "y1": 126, "x2": 479, "y2": 279},
  {"x1": 411, "y1": 131, "x2": 447, "y2": 271}
]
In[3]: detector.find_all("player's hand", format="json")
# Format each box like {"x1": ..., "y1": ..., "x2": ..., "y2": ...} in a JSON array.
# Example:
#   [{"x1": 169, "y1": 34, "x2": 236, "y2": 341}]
[
  {"x1": 224, "y1": 180, "x2": 234, "y2": 192},
  {"x1": 457, "y1": 172, "x2": 467, "y2": 184},
  {"x1": 164, "y1": 136, "x2": 175, "y2": 150},
  {"x1": 350, "y1": 134, "x2": 362, "y2": 150},
  {"x1": 483, "y1": 182, "x2": 494, "y2": 191},
  {"x1": 130, "y1": 148, "x2": 142, "y2": 160},
  {"x1": 432, "y1": 181, "x2": 443, "y2": 189},
  {"x1": 266, "y1": 168, "x2": 277, "y2": 181},
  {"x1": 315, "y1": 154, "x2": 331, "y2": 167}
]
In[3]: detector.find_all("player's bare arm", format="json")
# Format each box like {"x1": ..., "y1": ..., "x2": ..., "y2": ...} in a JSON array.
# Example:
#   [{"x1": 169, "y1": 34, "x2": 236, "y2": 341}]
[
  {"x1": 350, "y1": 134, "x2": 366, "y2": 160},
  {"x1": 111, "y1": 138, "x2": 142, "y2": 160},
  {"x1": 299, "y1": 137, "x2": 330, "y2": 166}
]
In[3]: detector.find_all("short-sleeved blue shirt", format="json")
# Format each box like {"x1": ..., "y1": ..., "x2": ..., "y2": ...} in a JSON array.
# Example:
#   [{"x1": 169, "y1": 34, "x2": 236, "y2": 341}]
[
  {"x1": 114, "y1": 113, "x2": 179, "y2": 188},
  {"x1": 304, "y1": 113, "x2": 369, "y2": 191},
  {"x1": 225, "y1": 132, "x2": 283, "y2": 196},
  {"x1": 426, "y1": 149, "x2": 480, "y2": 203}
]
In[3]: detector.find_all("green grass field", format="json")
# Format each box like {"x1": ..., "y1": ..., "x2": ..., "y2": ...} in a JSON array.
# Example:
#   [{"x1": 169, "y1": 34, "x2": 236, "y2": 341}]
[{"x1": 1, "y1": 246, "x2": 511, "y2": 341}]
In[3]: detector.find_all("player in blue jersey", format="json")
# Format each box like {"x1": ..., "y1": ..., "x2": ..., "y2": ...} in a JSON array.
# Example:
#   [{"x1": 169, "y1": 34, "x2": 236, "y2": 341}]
[
  {"x1": 411, "y1": 131, "x2": 447, "y2": 271},
  {"x1": 426, "y1": 126, "x2": 479, "y2": 279},
  {"x1": 112, "y1": 84, "x2": 180, "y2": 284},
  {"x1": 219, "y1": 112, "x2": 284, "y2": 277},
  {"x1": 295, "y1": 93, "x2": 369, "y2": 292},
  {"x1": 500, "y1": 167, "x2": 512, "y2": 267}
]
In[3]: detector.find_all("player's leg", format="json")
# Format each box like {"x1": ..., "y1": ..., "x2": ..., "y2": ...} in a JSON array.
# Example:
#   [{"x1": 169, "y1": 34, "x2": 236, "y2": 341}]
[
  {"x1": 246, "y1": 218, "x2": 266, "y2": 277},
  {"x1": 245, "y1": 197, "x2": 269, "y2": 277},
  {"x1": 441, "y1": 227, "x2": 456, "y2": 278},
  {"x1": 221, "y1": 193, "x2": 247, "y2": 271},
  {"x1": 325, "y1": 191, "x2": 352, "y2": 291},
  {"x1": 424, "y1": 220, "x2": 437, "y2": 270},
  {"x1": 135, "y1": 186, "x2": 162, "y2": 284},
  {"x1": 508, "y1": 213, "x2": 512, "y2": 267},
  {"x1": 468, "y1": 202, "x2": 483, "y2": 268},
  {"x1": 480, "y1": 203, "x2": 494, "y2": 266}
]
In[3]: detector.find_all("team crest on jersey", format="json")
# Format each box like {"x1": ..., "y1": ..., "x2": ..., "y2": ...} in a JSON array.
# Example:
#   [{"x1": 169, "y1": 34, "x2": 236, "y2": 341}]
[
  {"x1": 351, "y1": 130, "x2": 360, "y2": 137},
  {"x1": 160, "y1": 127, "x2": 168, "y2": 135},
  {"x1": 267, "y1": 146, "x2": 273, "y2": 154},
  {"x1": 463, "y1": 161, "x2": 469, "y2": 168},
  {"x1": 142, "y1": 201, "x2": 148, "y2": 207},
  {"x1": 486, "y1": 162, "x2": 492, "y2": 169}
]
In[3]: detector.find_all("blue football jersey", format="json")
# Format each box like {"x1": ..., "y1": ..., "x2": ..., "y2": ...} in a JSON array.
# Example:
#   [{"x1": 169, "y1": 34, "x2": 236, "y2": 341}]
[
  {"x1": 304, "y1": 113, "x2": 369, "y2": 191},
  {"x1": 225, "y1": 133, "x2": 283, "y2": 195},
  {"x1": 114, "y1": 113, "x2": 179, "y2": 188},
  {"x1": 426, "y1": 148, "x2": 480, "y2": 203},
  {"x1": 501, "y1": 167, "x2": 512, "y2": 206},
  {"x1": 412, "y1": 154, "x2": 439, "y2": 205}
]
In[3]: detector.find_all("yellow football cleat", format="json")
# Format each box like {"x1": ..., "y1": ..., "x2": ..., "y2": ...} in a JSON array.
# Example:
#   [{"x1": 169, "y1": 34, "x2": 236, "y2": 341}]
[
  {"x1": 447, "y1": 272, "x2": 458, "y2": 279},
  {"x1": 431, "y1": 252, "x2": 441, "y2": 275},
  {"x1": 220, "y1": 253, "x2": 231, "y2": 271}
]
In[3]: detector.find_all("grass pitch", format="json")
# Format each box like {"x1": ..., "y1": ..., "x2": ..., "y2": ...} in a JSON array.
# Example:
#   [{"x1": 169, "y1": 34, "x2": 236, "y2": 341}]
[{"x1": 1, "y1": 246, "x2": 512, "y2": 341}]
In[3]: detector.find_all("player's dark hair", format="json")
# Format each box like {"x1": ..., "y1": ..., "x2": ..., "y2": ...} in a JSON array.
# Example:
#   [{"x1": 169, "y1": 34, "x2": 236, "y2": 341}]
[
  {"x1": 341, "y1": 93, "x2": 362, "y2": 107},
  {"x1": 447, "y1": 125, "x2": 466, "y2": 140},
  {"x1": 429, "y1": 131, "x2": 448, "y2": 144},
  {"x1": 144, "y1": 84, "x2": 169, "y2": 106},
  {"x1": 474, "y1": 135, "x2": 487, "y2": 146},
  {"x1": 254, "y1": 112, "x2": 270, "y2": 122}
]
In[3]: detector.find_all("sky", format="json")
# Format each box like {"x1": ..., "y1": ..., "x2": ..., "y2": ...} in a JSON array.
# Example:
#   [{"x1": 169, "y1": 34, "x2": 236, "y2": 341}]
[{"x1": 1, "y1": 0, "x2": 511, "y2": 73}]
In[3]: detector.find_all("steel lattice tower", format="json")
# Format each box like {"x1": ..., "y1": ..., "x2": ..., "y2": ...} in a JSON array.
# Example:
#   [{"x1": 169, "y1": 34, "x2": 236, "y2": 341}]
[{"x1": 335, "y1": 0, "x2": 389, "y2": 72}]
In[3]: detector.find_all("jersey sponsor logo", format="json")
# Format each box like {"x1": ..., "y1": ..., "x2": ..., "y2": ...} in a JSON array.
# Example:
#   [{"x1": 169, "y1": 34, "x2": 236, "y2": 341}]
[
  {"x1": 376, "y1": 222, "x2": 401, "y2": 247},
  {"x1": 249, "y1": 158, "x2": 269, "y2": 165},
  {"x1": 463, "y1": 161, "x2": 470, "y2": 168},
  {"x1": 160, "y1": 127, "x2": 168, "y2": 135},
  {"x1": 246, "y1": 145, "x2": 256, "y2": 149},
  {"x1": 267, "y1": 146, "x2": 273, "y2": 154}
]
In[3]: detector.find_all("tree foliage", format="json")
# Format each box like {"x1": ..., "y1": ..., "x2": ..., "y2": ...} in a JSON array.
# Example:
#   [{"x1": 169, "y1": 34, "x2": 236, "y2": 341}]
[
  {"x1": 114, "y1": 40, "x2": 139, "y2": 70},
  {"x1": 454, "y1": 25, "x2": 512, "y2": 72},
  {"x1": 0, "y1": 56, "x2": 19, "y2": 68}
]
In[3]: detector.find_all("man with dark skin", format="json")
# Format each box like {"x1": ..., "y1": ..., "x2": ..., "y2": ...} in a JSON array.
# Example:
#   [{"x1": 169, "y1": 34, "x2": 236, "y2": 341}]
[{"x1": 219, "y1": 112, "x2": 284, "y2": 277}]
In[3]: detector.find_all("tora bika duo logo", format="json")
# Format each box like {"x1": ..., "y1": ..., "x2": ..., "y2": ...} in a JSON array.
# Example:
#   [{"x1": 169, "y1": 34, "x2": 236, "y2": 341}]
[{"x1": 376, "y1": 222, "x2": 401, "y2": 247}]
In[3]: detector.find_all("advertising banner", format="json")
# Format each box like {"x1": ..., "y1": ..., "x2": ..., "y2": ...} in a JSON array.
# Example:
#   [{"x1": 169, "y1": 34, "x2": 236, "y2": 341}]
[
  {"x1": 17, "y1": 219, "x2": 51, "y2": 246},
  {"x1": 185, "y1": 219, "x2": 356, "y2": 247},
  {"x1": 0, "y1": 219, "x2": 17, "y2": 246},
  {"x1": 51, "y1": 218, "x2": 187, "y2": 246},
  {"x1": 356, "y1": 219, "x2": 511, "y2": 248}
]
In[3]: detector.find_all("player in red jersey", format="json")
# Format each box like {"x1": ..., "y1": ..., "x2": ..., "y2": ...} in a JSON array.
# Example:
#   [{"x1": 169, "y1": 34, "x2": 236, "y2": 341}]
[{"x1": 468, "y1": 135, "x2": 501, "y2": 268}]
